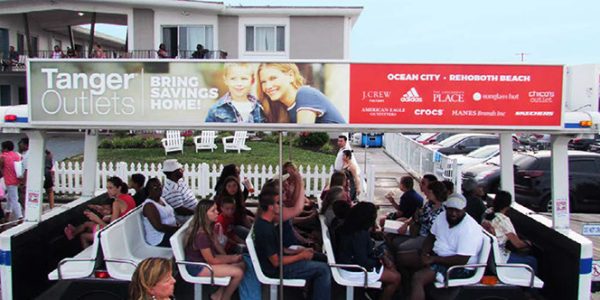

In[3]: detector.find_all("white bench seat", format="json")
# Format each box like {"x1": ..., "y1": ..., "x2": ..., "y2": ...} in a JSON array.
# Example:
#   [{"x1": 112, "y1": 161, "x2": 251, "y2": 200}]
[
  {"x1": 48, "y1": 241, "x2": 98, "y2": 280},
  {"x1": 433, "y1": 230, "x2": 492, "y2": 288},
  {"x1": 100, "y1": 207, "x2": 173, "y2": 281},
  {"x1": 488, "y1": 232, "x2": 544, "y2": 288},
  {"x1": 246, "y1": 225, "x2": 306, "y2": 300},
  {"x1": 170, "y1": 219, "x2": 231, "y2": 300},
  {"x1": 319, "y1": 215, "x2": 381, "y2": 300}
]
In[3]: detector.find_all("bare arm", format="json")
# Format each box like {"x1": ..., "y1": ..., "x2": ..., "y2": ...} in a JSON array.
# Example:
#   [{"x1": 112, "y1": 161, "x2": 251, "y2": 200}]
[
  {"x1": 268, "y1": 249, "x2": 312, "y2": 267},
  {"x1": 143, "y1": 203, "x2": 179, "y2": 234},
  {"x1": 296, "y1": 110, "x2": 317, "y2": 124},
  {"x1": 282, "y1": 169, "x2": 306, "y2": 221},
  {"x1": 350, "y1": 164, "x2": 361, "y2": 194},
  {"x1": 506, "y1": 232, "x2": 530, "y2": 249}
]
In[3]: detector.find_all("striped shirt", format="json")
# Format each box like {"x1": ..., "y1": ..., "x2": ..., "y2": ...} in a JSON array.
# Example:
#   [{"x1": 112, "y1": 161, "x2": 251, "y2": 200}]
[{"x1": 163, "y1": 178, "x2": 197, "y2": 211}]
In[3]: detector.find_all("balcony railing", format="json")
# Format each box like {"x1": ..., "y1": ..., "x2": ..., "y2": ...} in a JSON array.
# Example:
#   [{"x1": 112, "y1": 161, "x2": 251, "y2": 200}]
[{"x1": 1, "y1": 49, "x2": 228, "y2": 71}]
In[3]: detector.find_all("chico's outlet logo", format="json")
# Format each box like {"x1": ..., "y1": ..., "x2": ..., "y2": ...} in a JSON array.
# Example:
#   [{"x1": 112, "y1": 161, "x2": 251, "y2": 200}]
[{"x1": 414, "y1": 109, "x2": 444, "y2": 116}]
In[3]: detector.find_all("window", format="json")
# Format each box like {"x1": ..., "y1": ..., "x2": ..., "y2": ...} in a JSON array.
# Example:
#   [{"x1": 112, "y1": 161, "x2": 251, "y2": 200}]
[
  {"x1": 569, "y1": 159, "x2": 599, "y2": 174},
  {"x1": 245, "y1": 25, "x2": 285, "y2": 52},
  {"x1": 0, "y1": 85, "x2": 11, "y2": 106},
  {"x1": 162, "y1": 25, "x2": 213, "y2": 58}
]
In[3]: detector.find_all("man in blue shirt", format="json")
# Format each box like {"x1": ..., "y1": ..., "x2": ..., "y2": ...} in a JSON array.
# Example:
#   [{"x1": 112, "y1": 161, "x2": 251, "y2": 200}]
[{"x1": 253, "y1": 185, "x2": 331, "y2": 300}]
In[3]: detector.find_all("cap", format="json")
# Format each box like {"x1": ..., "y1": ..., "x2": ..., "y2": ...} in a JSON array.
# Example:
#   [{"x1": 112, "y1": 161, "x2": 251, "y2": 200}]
[
  {"x1": 271, "y1": 173, "x2": 290, "y2": 182},
  {"x1": 461, "y1": 178, "x2": 478, "y2": 192},
  {"x1": 444, "y1": 193, "x2": 467, "y2": 210},
  {"x1": 162, "y1": 159, "x2": 182, "y2": 172}
]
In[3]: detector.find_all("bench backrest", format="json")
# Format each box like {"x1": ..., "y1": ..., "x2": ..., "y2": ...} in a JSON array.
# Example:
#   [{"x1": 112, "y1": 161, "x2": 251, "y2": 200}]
[
  {"x1": 442, "y1": 230, "x2": 492, "y2": 287},
  {"x1": 165, "y1": 130, "x2": 183, "y2": 146},
  {"x1": 100, "y1": 207, "x2": 145, "y2": 280},
  {"x1": 171, "y1": 219, "x2": 195, "y2": 282},
  {"x1": 233, "y1": 131, "x2": 247, "y2": 146},
  {"x1": 200, "y1": 131, "x2": 217, "y2": 144}
]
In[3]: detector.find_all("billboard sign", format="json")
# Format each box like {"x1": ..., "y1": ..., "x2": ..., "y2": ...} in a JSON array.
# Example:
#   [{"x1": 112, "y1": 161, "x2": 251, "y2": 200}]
[{"x1": 28, "y1": 60, "x2": 563, "y2": 129}]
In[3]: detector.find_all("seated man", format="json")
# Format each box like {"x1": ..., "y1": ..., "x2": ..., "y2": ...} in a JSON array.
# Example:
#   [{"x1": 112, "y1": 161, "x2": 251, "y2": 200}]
[
  {"x1": 254, "y1": 188, "x2": 332, "y2": 300},
  {"x1": 161, "y1": 159, "x2": 197, "y2": 224},
  {"x1": 380, "y1": 175, "x2": 423, "y2": 226},
  {"x1": 410, "y1": 194, "x2": 483, "y2": 300}
]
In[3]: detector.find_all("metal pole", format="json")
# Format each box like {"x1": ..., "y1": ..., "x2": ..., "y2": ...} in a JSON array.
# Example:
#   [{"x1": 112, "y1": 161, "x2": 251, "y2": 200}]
[
  {"x1": 278, "y1": 131, "x2": 284, "y2": 299},
  {"x1": 87, "y1": 12, "x2": 97, "y2": 58}
]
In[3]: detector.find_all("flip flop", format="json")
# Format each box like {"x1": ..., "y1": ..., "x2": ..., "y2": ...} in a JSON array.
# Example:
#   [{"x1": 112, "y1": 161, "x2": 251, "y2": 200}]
[{"x1": 64, "y1": 224, "x2": 75, "y2": 240}]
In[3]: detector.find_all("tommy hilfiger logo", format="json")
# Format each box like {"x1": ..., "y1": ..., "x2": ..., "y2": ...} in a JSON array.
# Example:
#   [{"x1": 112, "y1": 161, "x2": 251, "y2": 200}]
[{"x1": 400, "y1": 87, "x2": 423, "y2": 102}]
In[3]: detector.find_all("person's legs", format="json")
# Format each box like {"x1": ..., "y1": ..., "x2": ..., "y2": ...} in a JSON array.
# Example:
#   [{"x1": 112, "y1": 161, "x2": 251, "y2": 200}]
[
  {"x1": 410, "y1": 267, "x2": 435, "y2": 300},
  {"x1": 507, "y1": 253, "x2": 538, "y2": 274},
  {"x1": 6, "y1": 185, "x2": 21, "y2": 219},
  {"x1": 283, "y1": 260, "x2": 331, "y2": 300},
  {"x1": 198, "y1": 264, "x2": 244, "y2": 300},
  {"x1": 239, "y1": 254, "x2": 261, "y2": 300},
  {"x1": 379, "y1": 266, "x2": 401, "y2": 300}
]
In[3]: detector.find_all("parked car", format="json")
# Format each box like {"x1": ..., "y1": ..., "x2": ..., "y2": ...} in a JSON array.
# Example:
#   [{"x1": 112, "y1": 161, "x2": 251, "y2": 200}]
[
  {"x1": 462, "y1": 152, "x2": 528, "y2": 195},
  {"x1": 514, "y1": 150, "x2": 600, "y2": 213},
  {"x1": 568, "y1": 134, "x2": 600, "y2": 151},
  {"x1": 427, "y1": 133, "x2": 499, "y2": 155},
  {"x1": 414, "y1": 132, "x2": 455, "y2": 145},
  {"x1": 589, "y1": 141, "x2": 600, "y2": 153},
  {"x1": 449, "y1": 144, "x2": 500, "y2": 169}
]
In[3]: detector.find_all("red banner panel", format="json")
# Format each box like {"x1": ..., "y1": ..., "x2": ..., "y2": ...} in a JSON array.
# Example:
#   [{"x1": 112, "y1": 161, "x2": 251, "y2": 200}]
[{"x1": 349, "y1": 64, "x2": 563, "y2": 127}]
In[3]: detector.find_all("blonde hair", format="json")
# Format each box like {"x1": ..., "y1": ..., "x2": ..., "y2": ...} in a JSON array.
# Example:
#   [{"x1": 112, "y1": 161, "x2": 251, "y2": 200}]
[
  {"x1": 256, "y1": 63, "x2": 305, "y2": 123},
  {"x1": 223, "y1": 63, "x2": 255, "y2": 79},
  {"x1": 129, "y1": 257, "x2": 173, "y2": 300},
  {"x1": 185, "y1": 199, "x2": 216, "y2": 251}
]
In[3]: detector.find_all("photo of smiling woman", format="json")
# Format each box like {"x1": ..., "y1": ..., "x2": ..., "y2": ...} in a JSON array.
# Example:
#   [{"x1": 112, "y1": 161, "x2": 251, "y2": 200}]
[{"x1": 257, "y1": 63, "x2": 346, "y2": 124}]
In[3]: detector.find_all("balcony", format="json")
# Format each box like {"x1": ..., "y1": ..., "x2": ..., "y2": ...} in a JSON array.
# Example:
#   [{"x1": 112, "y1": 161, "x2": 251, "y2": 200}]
[{"x1": 1, "y1": 49, "x2": 228, "y2": 72}]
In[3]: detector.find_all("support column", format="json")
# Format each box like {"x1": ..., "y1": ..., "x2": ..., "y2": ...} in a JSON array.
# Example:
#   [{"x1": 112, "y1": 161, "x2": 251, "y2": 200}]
[
  {"x1": 81, "y1": 130, "x2": 98, "y2": 198},
  {"x1": 67, "y1": 25, "x2": 75, "y2": 50},
  {"x1": 499, "y1": 133, "x2": 515, "y2": 198},
  {"x1": 22, "y1": 13, "x2": 32, "y2": 58},
  {"x1": 87, "y1": 12, "x2": 97, "y2": 58},
  {"x1": 550, "y1": 135, "x2": 571, "y2": 234},
  {"x1": 24, "y1": 131, "x2": 46, "y2": 222}
]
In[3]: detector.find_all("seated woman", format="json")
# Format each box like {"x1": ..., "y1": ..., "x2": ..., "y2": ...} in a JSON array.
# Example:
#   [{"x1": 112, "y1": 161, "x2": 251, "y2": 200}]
[
  {"x1": 320, "y1": 171, "x2": 351, "y2": 204},
  {"x1": 319, "y1": 186, "x2": 346, "y2": 227},
  {"x1": 335, "y1": 202, "x2": 401, "y2": 300},
  {"x1": 141, "y1": 178, "x2": 179, "y2": 247},
  {"x1": 214, "y1": 176, "x2": 253, "y2": 239},
  {"x1": 65, "y1": 176, "x2": 136, "y2": 248},
  {"x1": 482, "y1": 190, "x2": 538, "y2": 273},
  {"x1": 184, "y1": 199, "x2": 245, "y2": 300}
]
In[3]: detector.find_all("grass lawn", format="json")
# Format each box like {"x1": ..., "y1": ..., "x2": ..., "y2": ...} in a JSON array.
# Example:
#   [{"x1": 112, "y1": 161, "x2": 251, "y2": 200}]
[{"x1": 67, "y1": 141, "x2": 336, "y2": 167}]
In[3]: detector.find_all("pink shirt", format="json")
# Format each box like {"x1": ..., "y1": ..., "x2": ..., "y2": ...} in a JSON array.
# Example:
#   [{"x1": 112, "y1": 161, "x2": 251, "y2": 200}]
[{"x1": 2, "y1": 151, "x2": 21, "y2": 186}]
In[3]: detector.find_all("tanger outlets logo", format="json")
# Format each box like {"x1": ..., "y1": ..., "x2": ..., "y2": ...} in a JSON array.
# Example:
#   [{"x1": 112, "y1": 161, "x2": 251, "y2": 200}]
[
  {"x1": 400, "y1": 87, "x2": 423, "y2": 102},
  {"x1": 414, "y1": 109, "x2": 444, "y2": 116},
  {"x1": 515, "y1": 111, "x2": 554, "y2": 117},
  {"x1": 529, "y1": 91, "x2": 555, "y2": 103},
  {"x1": 40, "y1": 68, "x2": 136, "y2": 115},
  {"x1": 433, "y1": 91, "x2": 464, "y2": 103}
]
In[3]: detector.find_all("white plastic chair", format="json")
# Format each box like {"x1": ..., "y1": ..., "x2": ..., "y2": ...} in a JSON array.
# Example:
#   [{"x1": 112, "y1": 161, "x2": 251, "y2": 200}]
[
  {"x1": 245, "y1": 226, "x2": 306, "y2": 300},
  {"x1": 487, "y1": 231, "x2": 544, "y2": 288},
  {"x1": 101, "y1": 207, "x2": 173, "y2": 280},
  {"x1": 193, "y1": 131, "x2": 218, "y2": 152},
  {"x1": 319, "y1": 215, "x2": 382, "y2": 300},
  {"x1": 222, "y1": 131, "x2": 251, "y2": 153},
  {"x1": 434, "y1": 229, "x2": 491, "y2": 288},
  {"x1": 161, "y1": 130, "x2": 185, "y2": 155},
  {"x1": 170, "y1": 220, "x2": 231, "y2": 300}
]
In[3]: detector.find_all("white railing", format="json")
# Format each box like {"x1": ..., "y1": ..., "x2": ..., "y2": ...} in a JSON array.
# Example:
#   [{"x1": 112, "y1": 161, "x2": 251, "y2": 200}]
[
  {"x1": 53, "y1": 161, "x2": 334, "y2": 198},
  {"x1": 383, "y1": 133, "x2": 462, "y2": 188}
]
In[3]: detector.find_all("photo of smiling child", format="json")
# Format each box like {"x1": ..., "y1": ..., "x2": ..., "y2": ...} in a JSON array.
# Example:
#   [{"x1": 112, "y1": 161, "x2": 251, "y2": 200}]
[{"x1": 205, "y1": 63, "x2": 265, "y2": 123}]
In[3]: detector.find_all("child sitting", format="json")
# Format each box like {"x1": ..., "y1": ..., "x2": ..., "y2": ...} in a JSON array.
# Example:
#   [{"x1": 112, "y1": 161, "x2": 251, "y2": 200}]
[{"x1": 215, "y1": 196, "x2": 245, "y2": 254}]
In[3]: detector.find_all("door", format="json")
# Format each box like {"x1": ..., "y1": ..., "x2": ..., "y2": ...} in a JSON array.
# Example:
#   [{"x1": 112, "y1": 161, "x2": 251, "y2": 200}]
[
  {"x1": 568, "y1": 158, "x2": 600, "y2": 212},
  {"x1": 0, "y1": 85, "x2": 11, "y2": 106},
  {"x1": 162, "y1": 27, "x2": 178, "y2": 58},
  {"x1": 0, "y1": 28, "x2": 8, "y2": 59}
]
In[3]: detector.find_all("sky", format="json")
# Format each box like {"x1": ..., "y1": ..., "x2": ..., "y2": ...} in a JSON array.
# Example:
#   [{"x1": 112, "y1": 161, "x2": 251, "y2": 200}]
[{"x1": 96, "y1": 0, "x2": 600, "y2": 64}]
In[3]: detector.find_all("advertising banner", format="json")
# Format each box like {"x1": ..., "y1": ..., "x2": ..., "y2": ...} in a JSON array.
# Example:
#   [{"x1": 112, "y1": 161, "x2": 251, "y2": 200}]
[{"x1": 28, "y1": 60, "x2": 563, "y2": 129}]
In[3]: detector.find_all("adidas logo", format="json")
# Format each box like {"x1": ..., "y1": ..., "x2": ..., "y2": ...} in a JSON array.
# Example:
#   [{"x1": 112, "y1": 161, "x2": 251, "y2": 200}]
[{"x1": 400, "y1": 87, "x2": 423, "y2": 102}]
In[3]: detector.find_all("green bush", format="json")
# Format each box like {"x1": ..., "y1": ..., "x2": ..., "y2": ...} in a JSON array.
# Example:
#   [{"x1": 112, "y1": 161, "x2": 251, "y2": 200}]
[
  {"x1": 111, "y1": 136, "x2": 145, "y2": 149},
  {"x1": 143, "y1": 137, "x2": 162, "y2": 148},
  {"x1": 319, "y1": 142, "x2": 335, "y2": 154},
  {"x1": 184, "y1": 136, "x2": 194, "y2": 146},
  {"x1": 297, "y1": 132, "x2": 329, "y2": 147},
  {"x1": 99, "y1": 139, "x2": 113, "y2": 149}
]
